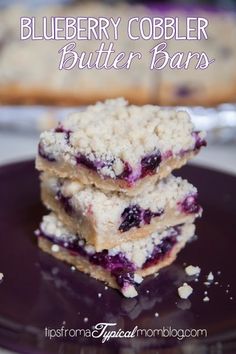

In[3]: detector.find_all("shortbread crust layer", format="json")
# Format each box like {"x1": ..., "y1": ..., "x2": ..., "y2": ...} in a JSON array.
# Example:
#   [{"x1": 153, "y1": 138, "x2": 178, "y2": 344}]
[
  {"x1": 41, "y1": 173, "x2": 201, "y2": 251},
  {"x1": 36, "y1": 213, "x2": 195, "y2": 298},
  {"x1": 36, "y1": 99, "x2": 206, "y2": 195}
]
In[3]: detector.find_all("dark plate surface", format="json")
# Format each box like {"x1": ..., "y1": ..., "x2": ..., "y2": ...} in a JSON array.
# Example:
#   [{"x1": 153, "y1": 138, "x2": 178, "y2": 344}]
[{"x1": 0, "y1": 160, "x2": 235, "y2": 354}]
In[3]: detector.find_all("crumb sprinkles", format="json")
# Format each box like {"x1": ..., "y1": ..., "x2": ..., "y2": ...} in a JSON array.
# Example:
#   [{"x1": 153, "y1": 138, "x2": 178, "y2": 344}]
[
  {"x1": 203, "y1": 296, "x2": 210, "y2": 302},
  {"x1": 178, "y1": 283, "x2": 193, "y2": 299},
  {"x1": 185, "y1": 265, "x2": 201, "y2": 276},
  {"x1": 207, "y1": 272, "x2": 214, "y2": 282},
  {"x1": 51, "y1": 244, "x2": 60, "y2": 253}
]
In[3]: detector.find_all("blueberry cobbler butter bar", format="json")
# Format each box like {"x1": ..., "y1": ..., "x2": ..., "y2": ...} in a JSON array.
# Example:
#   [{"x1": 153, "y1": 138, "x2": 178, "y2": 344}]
[
  {"x1": 40, "y1": 173, "x2": 201, "y2": 251},
  {"x1": 35, "y1": 98, "x2": 206, "y2": 298},
  {"x1": 36, "y1": 213, "x2": 195, "y2": 298},
  {"x1": 36, "y1": 98, "x2": 206, "y2": 195}
]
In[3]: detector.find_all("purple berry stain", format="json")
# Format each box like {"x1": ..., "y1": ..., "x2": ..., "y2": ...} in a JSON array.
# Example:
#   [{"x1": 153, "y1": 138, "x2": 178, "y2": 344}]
[
  {"x1": 39, "y1": 227, "x2": 137, "y2": 288},
  {"x1": 56, "y1": 191, "x2": 74, "y2": 215},
  {"x1": 143, "y1": 227, "x2": 180, "y2": 269},
  {"x1": 38, "y1": 143, "x2": 56, "y2": 162},
  {"x1": 192, "y1": 131, "x2": 207, "y2": 150},
  {"x1": 76, "y1": 153, "x2": 115, "y2": 176},
  {"x1": 179, "y1": 194, "x2": 201, "y2": 214},
  {"x1": 37, "y1": 225, "x2": 180, "y2": 289},
  {"x1": 119, "y1": 204, "x2": 163, "y2": 233},
  {"x1": 141, "y1": 150, "x2": 161, "y2": 178},
  {"x1": 119, "y1": 205, "x2": 142, "y2": 232},
  {"x1": 55, "y1": 125, "x2": 71, "y2": 144}
]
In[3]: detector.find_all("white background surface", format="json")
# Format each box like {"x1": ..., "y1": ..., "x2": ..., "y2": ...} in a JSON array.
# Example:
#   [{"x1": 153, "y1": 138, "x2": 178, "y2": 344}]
[{"x1": 0, "y1": 132, "x2": 235, "y2": 354}]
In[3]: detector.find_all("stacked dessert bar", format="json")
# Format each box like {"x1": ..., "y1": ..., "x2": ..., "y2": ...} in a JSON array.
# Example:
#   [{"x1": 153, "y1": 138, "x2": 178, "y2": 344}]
[{"x1": 35, "y1": 98, "x2": 206, "y2": 297}]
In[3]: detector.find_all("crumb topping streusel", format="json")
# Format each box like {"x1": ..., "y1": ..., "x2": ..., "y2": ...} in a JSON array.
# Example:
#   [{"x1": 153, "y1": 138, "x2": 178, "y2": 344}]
[{"x1": 38, "y1": 98, "x2": 204, "y2": 179}]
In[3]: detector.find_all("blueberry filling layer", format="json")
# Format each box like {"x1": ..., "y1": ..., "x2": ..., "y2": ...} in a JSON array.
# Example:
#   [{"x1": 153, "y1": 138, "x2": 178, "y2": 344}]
[
  {"x1": 74, "y1": 150, "x2": 162, "y2": 183},
  {"x1": 143, "y1": 227, "x2": 179, "y2": 268},
  {"x1": 41, "y1": 126, "x2": 205, "y2": 181},
  {"x1": 38, "y1": 229, "x2": 136, "y2": 288},
  {"x1": 37, "y1": 226, "x2": 180, "y2": 289},
  {"x1": 75, "y1": 135, "x2": 205, "y2": 180},
  {"x1": 119, "y1": 204, "x2": 164, "y2": 233},
  {"x1": 76, "y1": 153, "x2": 115, "y2": 172},
  {"x1": 140, "y1": 150, "x2": 162, "y2": 178}
]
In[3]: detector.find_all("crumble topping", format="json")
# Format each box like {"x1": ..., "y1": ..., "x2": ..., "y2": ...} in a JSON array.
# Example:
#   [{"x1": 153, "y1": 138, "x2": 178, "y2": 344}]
[
  {"x1": 42, "y1": 173, "x2": 198, "y2": 234},
  {"x1": 38, "y1": 98, "x2": 204, "y2": 177}
]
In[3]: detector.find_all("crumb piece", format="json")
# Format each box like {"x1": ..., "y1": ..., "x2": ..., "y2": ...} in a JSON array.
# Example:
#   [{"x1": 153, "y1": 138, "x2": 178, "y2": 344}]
[
  {"x1": 0, "y1": 273, "x2": 3, "y2": 281},
  {"x1": 154, "y1": 272, "x2": 159, "y2": 277},
  {"x1": 204, "y1": 291, "x2": 208, "y2": 295},
  {"x1": 217, "y1": 271, "x2": 221, "y2": 275},
  {"x1": 134, "y1": 274, "x2": 143, "y2": 284},
  {"x1": 155, "y1": 312, "x2": 159, "y2": 317},
  {"x1": 71, "y1": 266, "x2": 76, "y2": 271},
  {"x1": 227, "y1": 284, "x2": 230, "y2": 288},
  {"x1": 98, "y1": 293, "x2": 102, "y2": 298},
  {"x1": 178, "y1": 283, "x2": 193, "y2": 299},
  {"x1": 226, "y1": 289, "x2": 229, "y2": 293},
  {"x1": 104, "y1": 286, "x2": 108, "y2": 290},
  {"x1": 185, "y1": 265, "x2": 201, "y2": 276},
  {"x1": 122, "y1": 285, "x2": 138, "y2": 298},
  {"x1": 146, "y1": 289, "x2": 150, "y2": 294},
  {"x1": 194, "y1": 278, "x2": 199, "y2": 282},
  {"x1": 207, "y1": 272, "x2": 214, "y2": 281},
  {"x1": 84, "y1": 317, "x2": 88, "y2": 323},
  {"x1": 230, "y1": 297, "x2": 233, "y2": 300},
  {"x1": 203, "y1": 296, "x2": 210, "y2": 302},
  {"x1": 204, "y1": 282, "x2": 210, "y2": 286},
  {"x1": 214, "y1": 281, "x2": 219, "y2": 285},
  {"x1": 51, "y1": 244, "x2": 60, "y2": 253}
]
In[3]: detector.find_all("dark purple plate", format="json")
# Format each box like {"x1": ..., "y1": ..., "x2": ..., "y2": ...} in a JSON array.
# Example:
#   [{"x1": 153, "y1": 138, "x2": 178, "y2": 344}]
[{"x1": 0, "y1": 160, "x2": 235, "y2": 354}]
